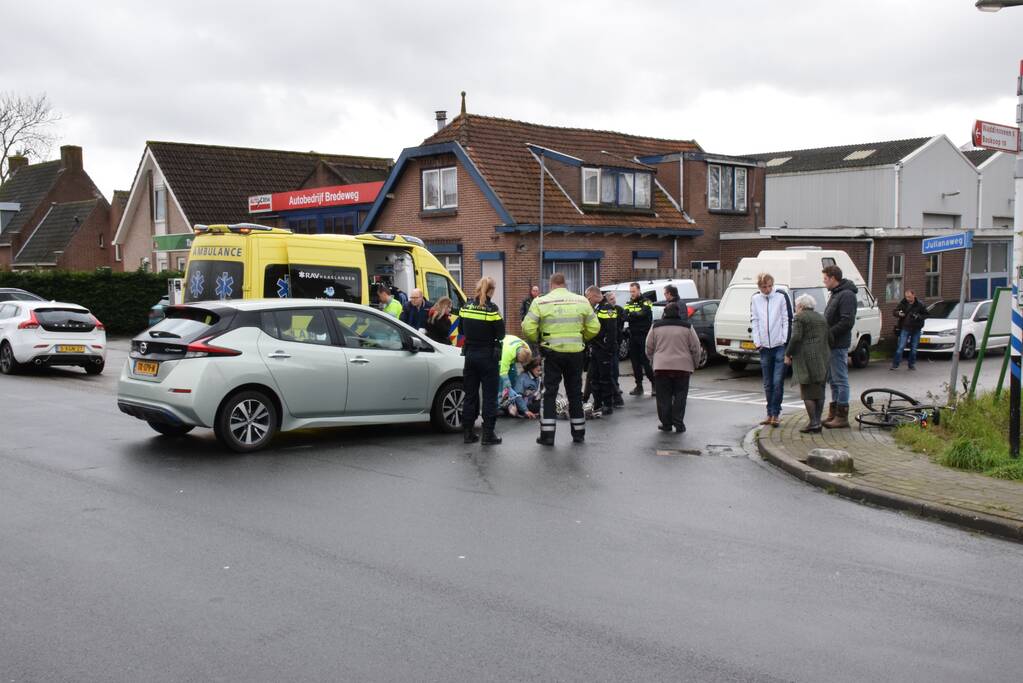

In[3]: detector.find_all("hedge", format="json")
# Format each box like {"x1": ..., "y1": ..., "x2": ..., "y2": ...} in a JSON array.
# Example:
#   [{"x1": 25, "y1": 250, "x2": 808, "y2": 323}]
[{"x1": 0, "y1": 269, "x2": 180, "y2": 336}]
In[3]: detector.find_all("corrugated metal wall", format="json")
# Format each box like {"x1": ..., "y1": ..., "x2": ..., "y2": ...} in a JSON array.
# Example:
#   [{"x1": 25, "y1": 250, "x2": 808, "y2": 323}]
[{"x1": 764, "y1": 166, "x2": 895, "y2": 229}]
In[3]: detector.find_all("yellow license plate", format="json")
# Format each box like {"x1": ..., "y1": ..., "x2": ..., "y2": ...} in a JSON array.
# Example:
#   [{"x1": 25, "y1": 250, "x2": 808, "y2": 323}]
[
  {"x1": 919, "y1": 337, "x2": 930, "y2": 344},
  {"x1": 740, "y1": 341, "x2": 756, "y2": 350},
  {"x1": 57, "y1": 345, "x2": 86, "y2": 353},
  {"x1": 135, "y1": 360, "x2": 159, "y2": 376}
]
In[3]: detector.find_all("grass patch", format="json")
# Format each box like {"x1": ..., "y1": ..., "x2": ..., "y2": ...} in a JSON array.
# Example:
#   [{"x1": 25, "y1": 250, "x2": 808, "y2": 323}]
[{"x1": 894, "y1": 392, "x2": 1023, "y2": 481}]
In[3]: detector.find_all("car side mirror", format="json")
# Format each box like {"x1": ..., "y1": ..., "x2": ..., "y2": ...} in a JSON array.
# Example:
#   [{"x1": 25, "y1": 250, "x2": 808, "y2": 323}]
[
  {"x1": 975, "y1": 315, "x2": 988, "y2": 323},
  {"x1": 407, "y1": 336, "x2": 433, "y2": 352}
]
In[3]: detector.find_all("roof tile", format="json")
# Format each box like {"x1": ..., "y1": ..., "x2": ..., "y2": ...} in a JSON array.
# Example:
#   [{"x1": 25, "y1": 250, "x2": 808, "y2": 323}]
[
  {"x1": 14, "y1": 199, "x2": 99, "y2": 264},
  {"x1": 746, "y1": 137, "x2": 933, "y2": 174}
]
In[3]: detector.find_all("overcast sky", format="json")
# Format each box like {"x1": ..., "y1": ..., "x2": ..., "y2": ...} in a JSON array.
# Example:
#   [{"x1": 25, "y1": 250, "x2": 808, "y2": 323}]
[{"x1": 4, "y1": 0, "x2": 1022, "y2": 198}]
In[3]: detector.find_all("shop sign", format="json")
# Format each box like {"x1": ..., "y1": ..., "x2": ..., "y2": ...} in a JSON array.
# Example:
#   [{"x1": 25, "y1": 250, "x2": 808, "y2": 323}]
[{"x1": 247, "y1": 181, "x2": 384, "y2": 214}]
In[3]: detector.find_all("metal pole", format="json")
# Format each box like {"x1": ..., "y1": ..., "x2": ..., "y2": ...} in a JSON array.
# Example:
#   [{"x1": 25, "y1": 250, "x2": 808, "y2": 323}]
[
  {"x1": 949, "y1": 243, "x2": 972, "y2": 406},
  {"x1": 1010, "y1": 60, "x2": 1023, "y2": 458},
  {"x1": 539, "y1": 151, "x2": 545, "y2": 292}
]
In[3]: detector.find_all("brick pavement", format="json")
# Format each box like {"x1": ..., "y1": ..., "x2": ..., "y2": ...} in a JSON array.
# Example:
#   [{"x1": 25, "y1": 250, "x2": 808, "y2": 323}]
[{"x1": 758, "y1": 406, "x2": 1023, "y2": 541}]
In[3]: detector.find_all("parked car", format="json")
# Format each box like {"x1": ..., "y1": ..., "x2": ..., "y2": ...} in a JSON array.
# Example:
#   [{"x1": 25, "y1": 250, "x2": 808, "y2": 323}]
[
  {"x1": 918, "y1": 299, "x2": 1007, "y2": 359},
  {"x1": 117, "y1": 299, "x2": 466, "y2": 452},
  {"x1": 149, "y1": 295, "x2": 170, "y2": 327},
  {"x1": 650, "y1": 299, "x2": 720, "y2": 368},
  {"x1": 0, "y1": 300, "x2": 107, "y2": 375},
  {"x1": 0, "y1": 287, "x2": 44, "y2": 302},
  {"x1": 714, "y1": 248, "x2": 881, "y2": 371}
]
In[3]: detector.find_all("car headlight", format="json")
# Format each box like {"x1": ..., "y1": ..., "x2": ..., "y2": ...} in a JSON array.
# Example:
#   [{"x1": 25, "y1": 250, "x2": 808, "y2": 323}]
[{"x1": 935, "y1": 329, "x2": 956, "y2": 337}]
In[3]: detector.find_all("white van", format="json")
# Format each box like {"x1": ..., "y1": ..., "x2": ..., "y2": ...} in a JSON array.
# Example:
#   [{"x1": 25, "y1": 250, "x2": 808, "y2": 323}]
[
  {"x1": 602, "y1": 278, "x2": 699, "y2": 306},
  {"x1": 714, "y1": 248, "x2": 881, "y2": 371}
]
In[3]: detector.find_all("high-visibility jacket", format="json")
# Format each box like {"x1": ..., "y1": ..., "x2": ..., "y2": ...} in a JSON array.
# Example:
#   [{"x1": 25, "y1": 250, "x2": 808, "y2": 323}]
[
  {"x1": 382, "y1": 298, "x2": 403, "y2": 318},
  {"x1": 521, "y1": 287, "x2": 600, "y2": 353},
  {"x1": 499, "y1": 335, "x2": 528, "y2": 382},
  {"x1": 623, "y1": 297, "x2": 653, "y2": 337}
]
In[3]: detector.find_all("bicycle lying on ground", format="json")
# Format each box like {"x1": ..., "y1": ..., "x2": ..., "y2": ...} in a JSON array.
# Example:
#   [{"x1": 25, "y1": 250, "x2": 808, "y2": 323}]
[{"x1": 856, "y1": 388, "x2": 943, "y2": 429}]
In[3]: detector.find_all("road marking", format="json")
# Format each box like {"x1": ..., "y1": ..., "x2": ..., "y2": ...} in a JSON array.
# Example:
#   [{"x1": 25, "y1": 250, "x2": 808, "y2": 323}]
[{"x1": 688, "y1": 387, "x2": 802, "y2": 409}]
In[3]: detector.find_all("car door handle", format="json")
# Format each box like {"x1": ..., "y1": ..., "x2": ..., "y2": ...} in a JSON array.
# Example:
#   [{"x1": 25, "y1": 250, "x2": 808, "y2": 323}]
[
  {"x1": 267, "y1": 351, "x2": 291, "y2": 359},
  {"x1": 350, "y1": 357, "x2": 370, "y2": 364}
]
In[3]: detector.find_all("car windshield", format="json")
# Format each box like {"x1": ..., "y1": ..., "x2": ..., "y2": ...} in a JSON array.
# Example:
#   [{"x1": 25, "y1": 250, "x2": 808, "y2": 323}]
[{"x1": 934, "y1": 301, "x2": 978, "y2": 319}]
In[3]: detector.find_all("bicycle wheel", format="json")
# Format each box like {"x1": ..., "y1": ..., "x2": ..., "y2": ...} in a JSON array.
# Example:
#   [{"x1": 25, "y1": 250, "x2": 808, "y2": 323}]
[
  {"x1": 856, "y1": 410, "x2": 920, "y2": 428},
  {"x1": 860, "y1": 387, "x2": 920, "y2": 413}
]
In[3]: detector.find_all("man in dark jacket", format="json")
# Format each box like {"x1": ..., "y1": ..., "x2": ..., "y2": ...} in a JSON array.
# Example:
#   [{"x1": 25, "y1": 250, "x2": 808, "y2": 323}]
[
  {"x1": 584, "y1": 286, "x2": 619, "y2": 415},
  {"x1": 891, "y1": 289, "x2": 927, "y2": 371},
  {"x1": 624, "y1": 282, "x2": 655, "y2": 395},
  {"x1": 821, "y1": 265, "x2": 857, "y2": 429},
  {"x1": 520, "y1": 285, "x2": 540, "y2": 320},
  {"x1": 399, "y1": 288, "x2": 432, "y2": 331}
]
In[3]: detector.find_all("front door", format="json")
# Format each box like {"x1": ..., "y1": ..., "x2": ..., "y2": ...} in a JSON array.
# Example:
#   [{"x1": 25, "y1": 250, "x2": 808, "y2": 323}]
[
  {"x1": 481, "y1": 258, "x2": 505, "y2": 315},
  {"x1": 331, "y1": 308, "x2": 430, "y2": 415},
  {"x1": 258, "y1": 307, "x2": 349, "y2": 418}
]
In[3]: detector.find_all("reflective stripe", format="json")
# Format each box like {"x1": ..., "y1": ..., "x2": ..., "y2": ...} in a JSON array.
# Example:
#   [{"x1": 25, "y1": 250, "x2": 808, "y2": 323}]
[
  {"x1": 523, "y1": 311, "x2": 540, "y2": 321},
  {"x1": 540, "y1": 419, "x2": 557, "y2": 425},
  {"x1": 460, "y1": 309, "x2": 502, "y2": 321},
  {"x1": 540, "y1": 425, "x2": 556, "y2": 432},
  {"x1": 543, "y1": 336, "x2": 585, "y2": 345},
  {"x1": 543, "y1": 316, "x2": 585, "y2": 325},
  {"x1": 570, "y1": 417, "x2": 586, "y2": 424}
]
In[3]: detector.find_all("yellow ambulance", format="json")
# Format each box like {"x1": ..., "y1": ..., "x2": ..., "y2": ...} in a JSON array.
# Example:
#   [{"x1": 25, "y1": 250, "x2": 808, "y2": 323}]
[{"x1": 182, "y1": 223, "x2": 466, "y2": 341}]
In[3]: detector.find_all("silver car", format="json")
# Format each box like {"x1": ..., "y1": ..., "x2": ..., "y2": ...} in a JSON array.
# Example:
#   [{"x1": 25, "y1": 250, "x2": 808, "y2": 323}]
[{"x1": 117, "y1": 299, "x2": 465, "y2": 452}]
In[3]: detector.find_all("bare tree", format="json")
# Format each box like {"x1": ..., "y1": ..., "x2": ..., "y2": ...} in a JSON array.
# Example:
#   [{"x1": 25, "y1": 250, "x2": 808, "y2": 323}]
[{"x1": 0, "y1": 92, "x2": 62, "y2": 183}]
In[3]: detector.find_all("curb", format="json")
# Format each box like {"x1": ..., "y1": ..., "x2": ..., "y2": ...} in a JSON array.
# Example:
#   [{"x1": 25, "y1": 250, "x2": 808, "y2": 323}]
[{"x1": 757, "y1": 430, "x2": 1023, "y2": 544}]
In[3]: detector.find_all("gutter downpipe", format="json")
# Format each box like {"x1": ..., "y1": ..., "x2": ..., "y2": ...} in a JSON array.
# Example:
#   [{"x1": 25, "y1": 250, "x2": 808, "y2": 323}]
[
  {"x1": 893, "y1": 162, "x2": 902, "y2": 229},
  {"x1": 864, "y1": 234, "x2": 874, "y2": 292},
  {"x1": 676, "y1": 156, "x2": 683, "y2": 269},
  {"x1": 673, "y1": 238, "x2": 678, "y2": 269}
]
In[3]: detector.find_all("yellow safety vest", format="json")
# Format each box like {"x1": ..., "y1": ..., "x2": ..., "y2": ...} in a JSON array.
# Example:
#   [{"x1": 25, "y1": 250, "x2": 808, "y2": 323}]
[{"x1": 521, "y1": 288, "x2": 599, "y2": 353}]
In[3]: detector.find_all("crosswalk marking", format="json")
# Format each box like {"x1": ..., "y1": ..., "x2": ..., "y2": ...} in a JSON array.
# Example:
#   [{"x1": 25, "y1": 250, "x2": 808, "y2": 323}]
[{"x1": 687, "y1": 386, "x2": 803, "y2": 409}]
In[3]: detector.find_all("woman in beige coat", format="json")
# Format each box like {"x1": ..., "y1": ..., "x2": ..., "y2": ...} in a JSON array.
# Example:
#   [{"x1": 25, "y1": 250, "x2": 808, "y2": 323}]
[{"x1": 645, "y1": 302, "x2": 702, "y2": 433}]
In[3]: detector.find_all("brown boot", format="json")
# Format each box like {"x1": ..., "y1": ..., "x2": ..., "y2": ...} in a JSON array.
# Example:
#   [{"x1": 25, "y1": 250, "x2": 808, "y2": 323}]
[
  {"x1": 821, "y1": 402, "x2": 837, "y2": 428},
  {"x1": 824, "y1": 404, "x2": 850, "y2": 429}
]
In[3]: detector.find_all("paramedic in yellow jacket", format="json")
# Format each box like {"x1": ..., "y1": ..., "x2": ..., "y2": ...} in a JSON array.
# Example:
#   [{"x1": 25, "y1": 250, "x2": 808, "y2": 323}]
[{"x1": 521, "y1": 272, "x2": 600, "y2": 445}]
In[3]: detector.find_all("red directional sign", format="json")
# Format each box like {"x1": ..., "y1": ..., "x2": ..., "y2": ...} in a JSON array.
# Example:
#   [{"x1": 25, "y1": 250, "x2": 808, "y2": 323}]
[{"x1": 972, "y1": 119, "x2": 1020, "y2": 153}]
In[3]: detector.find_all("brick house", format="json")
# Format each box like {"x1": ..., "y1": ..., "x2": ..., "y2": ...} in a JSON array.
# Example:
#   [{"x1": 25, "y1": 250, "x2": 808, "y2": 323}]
[
  {"x1": 0, "y1": 146, "x2": 113, "y2": 270},
  {"x1": 112, "y1": 141, "x2": 392, "y2": 272},
  {"x1": 362, "y1": 111, "x2": 765, "y2": 331},
  {"x1": 720, "y1": 136, "x2": 1013, "y2": 336}
]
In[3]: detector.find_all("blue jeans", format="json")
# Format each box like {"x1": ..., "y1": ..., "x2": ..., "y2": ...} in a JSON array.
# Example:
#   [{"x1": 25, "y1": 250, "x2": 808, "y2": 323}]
[
  {"x1": 891, "y1": 329, "x2": 921, "y2": 368},
  {"x1": 828, "y1": 347, "x2": 850, "y2": 405},
  {"x1": 759, "y1": 346, "x2": 786, "y2": 417}
]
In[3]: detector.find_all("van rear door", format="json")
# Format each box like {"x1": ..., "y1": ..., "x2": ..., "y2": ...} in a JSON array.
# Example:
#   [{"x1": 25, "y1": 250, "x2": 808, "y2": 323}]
[{"x1": 714, "y1": 285, "x2": 757, "y2": 355}]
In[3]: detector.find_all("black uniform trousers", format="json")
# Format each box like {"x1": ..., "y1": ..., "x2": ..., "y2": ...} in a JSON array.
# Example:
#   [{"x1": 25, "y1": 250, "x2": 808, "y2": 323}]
[
  {"x1": 588, "y1": 348, "x2": 616, "y2": 410},
  {"x1": 629, "y1": 333, "x2": 654, "y2": 384},
  {"x1": 462, "y1": 346, "x2": 499, "y2": 430},
  {"x1": 540, "y1": 350, "x2": 585, "y2": 441}
]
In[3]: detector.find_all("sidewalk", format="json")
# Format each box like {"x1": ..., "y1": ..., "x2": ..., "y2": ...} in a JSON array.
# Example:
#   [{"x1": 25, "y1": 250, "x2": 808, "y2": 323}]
[{"x1": 758, "y1": 408, "x2": 1023, "y2": 542}]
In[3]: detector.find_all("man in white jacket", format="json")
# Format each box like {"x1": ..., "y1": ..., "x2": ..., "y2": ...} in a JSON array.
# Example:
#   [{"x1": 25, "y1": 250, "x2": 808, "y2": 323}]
[{"x1": 750, "y1": 273, "x2": 792, "y2": 427}]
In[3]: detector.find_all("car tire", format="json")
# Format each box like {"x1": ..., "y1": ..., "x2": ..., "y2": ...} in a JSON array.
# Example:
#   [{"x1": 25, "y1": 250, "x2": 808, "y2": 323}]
[
  {"x1": 431, "y1": 380, "x2": 464, "y2": 433},
  {"x1": 0, "y1": 341, "x2": 21, "y2": 375},
  {"x1": 959, "y1": 335, "x2": 977, "y2": 360},
  {"x1": 214, "y1": 389, "x2": 279, "y2": 453},
  {"x1": 728, "y1": 360, "x2": 747, "y2": 372},
  {"x1": 84, "y1": 361, "x2": 105, "y2": 375},
  {"x1": 697, "y1": 341, "x2": 709, "y2": 369},
  {"x1": 851, "y1": 338, "x2": 870, "y2": 369},
  {"x1": 147, "y1": 421, "x2": 195, "y2": 437}
]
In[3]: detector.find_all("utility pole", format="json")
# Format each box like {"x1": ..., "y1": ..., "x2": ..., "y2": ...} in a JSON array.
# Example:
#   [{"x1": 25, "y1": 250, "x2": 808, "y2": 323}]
[
  {"x1": 1011, "y1": 60, "x2": 1023, "y2": 458},
  {"x1": 538, "y1": 150, "x2": 545, "y2": 293}
]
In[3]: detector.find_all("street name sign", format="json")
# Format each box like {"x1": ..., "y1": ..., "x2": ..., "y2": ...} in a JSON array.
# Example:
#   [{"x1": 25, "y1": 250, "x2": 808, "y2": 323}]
[
  {"x1": 922, "y1": 231, "x2": 973, "y2": 255},
  {"x1": 972, "y1": 119, "x2": 1020, "y2": 153}
]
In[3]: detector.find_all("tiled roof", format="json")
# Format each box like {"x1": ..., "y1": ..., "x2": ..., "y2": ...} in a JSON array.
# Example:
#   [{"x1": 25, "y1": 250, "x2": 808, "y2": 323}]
[
  {"x1": 0, "y1": 160, "x2": 61, "y2": 243},
  {"x1": 14, "y1": 199, "x2": 99, "y2": 264},
  {"x1": 963, "y1": 149, "x2": 998, "y2": 167},
  {"x1": 147, "y1": 141, "x2": 393, "y2": 224},
  {"x1": 422, "y1": 115, "x2": 700, "y2": 228},
  {"x1": 747, "y1": 137, "x2": 933, "y2": 174}
]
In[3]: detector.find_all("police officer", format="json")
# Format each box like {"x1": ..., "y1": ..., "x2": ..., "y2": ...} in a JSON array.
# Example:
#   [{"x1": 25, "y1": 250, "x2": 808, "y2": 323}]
[
  {"x1": 522, "y1": 273, "x2": 600, "y2": 445},
  {"x1": 458, "y1": 276, "x2": 505, "y2": 445},
  {"x1": 623, "y1": 282, "x2": 655, "y2": 395},
  {"x1": 605, "y1": 290, "x2": 626, "y2": 408},
  {"x1": 585, "y1": 286, "x2": 619, "y2": 415}
]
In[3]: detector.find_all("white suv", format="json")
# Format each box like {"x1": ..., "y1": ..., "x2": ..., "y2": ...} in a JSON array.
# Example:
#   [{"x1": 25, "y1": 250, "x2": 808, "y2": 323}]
[
  {"x1": 117, "y1": 299, "x2": 466, "y2": 452},
  {"x1": 0, "y1": 301, "x2": 107, "y2": 375}
]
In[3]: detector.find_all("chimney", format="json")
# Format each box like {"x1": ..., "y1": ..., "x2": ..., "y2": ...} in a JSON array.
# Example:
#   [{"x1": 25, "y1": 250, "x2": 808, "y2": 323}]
[
  {"x1": 7, "y1": 154, "x2": 28, "y2": 176},
  {"x1": 435, "y1": 110, "x2": 447, "y2": 131},
  {"x1": 60, "y1": 145, "x2": 83, "y2": 172}
]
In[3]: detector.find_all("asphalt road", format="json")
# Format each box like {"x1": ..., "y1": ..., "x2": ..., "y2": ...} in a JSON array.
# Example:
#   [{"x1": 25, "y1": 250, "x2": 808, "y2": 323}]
[{"x1": 2, "y1": 344, "x2": 1022, "y2": 682}]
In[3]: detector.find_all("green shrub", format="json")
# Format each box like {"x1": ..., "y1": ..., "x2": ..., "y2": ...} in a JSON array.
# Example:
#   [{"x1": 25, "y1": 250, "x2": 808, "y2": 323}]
[{"x1": 0, "y1": 269, "x2": 179, "y2": 336}]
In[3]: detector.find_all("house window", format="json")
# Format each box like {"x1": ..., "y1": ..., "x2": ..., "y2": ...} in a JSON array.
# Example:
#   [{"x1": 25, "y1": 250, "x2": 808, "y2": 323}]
[
  {"x1": 176, "y1": 256, "x2": 187, "y2": 272},
  {"x1": 690, "y1": 260, "x2": 720, "y2": 270},
  {"x1": 925, "y1": 254, "x2": 940, "y2": 298},
  {"x1": 582, "y1": 168, "x2": 599, "y2": 204},
  {"x1": 584, "y1": 168, "x2": 652, "y2": 209},
  {"x1": 114, "y1": 244, "x2": 122, "y2": 262},
  {"x1": 152, "y1": 185, "x2": 167, "y2": 222},
  {"x1": 708, "y1": 165, "x2": 748, "y2": 212},
  {"x1": 423, "y1": 167, "x2": 457, "y2": 210},
  {"x1": 633, "y1": 257, "x2": 658, "y2": 270},
  {"x1": 969, "y1": 241, "x2": 1010, "y2": 300},
  {"x1": 885, "y1": 253, "x2": 904, "y2": 302},
  {"x1": 542, "y1": 260, "x2": 599, "y2": 294},
  {"x1": 98, "y1": 233, "x2": 104, "y2": 249},
  {"x1": 442, "y1": 255, "x2": 462, "y2": 288}
]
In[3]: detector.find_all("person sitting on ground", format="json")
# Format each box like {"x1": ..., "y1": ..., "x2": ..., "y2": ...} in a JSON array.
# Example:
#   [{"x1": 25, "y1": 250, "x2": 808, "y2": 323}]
[
  {"x1": 784, "y1": 294, "x2": 831, "y2": 434},
  {"x1": 506, "y1": 359, "x2": 542, "y2": 419},
  {"x1": 425, "y1": 296, "x2": 453, "y2": 345}
]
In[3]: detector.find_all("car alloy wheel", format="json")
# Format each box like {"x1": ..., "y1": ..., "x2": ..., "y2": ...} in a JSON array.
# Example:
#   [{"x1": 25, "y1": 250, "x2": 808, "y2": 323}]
[
  {"x1": 959, "y1": 335, "x2": 976, "y2": 360},
  {"x1": 698, "y1": 342, "x2": 709, "y2": 369},
  {"x1": 0, "y1": 343, "x2": 17, "y2": 375},
  {"x1": 216, "y1": 390, "x2": 278, "y2": 452},
  {"x1": 431, "y1": 381, "x2": 464, "y2": 433}
]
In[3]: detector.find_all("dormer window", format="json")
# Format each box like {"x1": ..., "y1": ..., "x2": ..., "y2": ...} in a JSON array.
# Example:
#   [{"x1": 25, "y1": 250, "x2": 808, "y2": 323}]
[
  {"x1": 707, "y1": 164, "x2": 747, "y2": 212},
  {"x1": 581, "y1": 167, "x2": 652, "y2": 209}
]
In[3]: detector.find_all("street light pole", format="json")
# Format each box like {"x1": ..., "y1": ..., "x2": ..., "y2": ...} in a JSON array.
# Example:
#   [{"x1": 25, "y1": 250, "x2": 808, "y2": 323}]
[{"x1": 1012, "y1": 60, "x2": 1023, "y2": 458}]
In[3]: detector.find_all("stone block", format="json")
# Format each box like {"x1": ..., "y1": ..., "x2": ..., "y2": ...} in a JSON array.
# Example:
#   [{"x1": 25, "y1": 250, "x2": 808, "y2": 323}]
[{"x1": 806, "y1": 448, "x2": 854, "y2": 473}]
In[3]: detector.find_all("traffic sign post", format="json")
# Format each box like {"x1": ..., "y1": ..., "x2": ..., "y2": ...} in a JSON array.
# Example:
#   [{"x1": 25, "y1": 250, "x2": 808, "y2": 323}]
[
  {"x1": 923, "y1": 232, "x2": 974, "y2": 406},
  {"x1": 1012, "y1": 59, "x2": 1023, "y2": 459}
]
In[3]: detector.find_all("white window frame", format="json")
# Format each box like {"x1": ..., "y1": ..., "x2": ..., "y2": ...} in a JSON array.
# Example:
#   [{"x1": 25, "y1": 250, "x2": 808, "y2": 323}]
[
  {"x1": 422, "y1": 167, "x2": 458, "y2": 210},
  {"x1": 690, "y1": 260, "x2": 720, "y2": 271},
  {"x1": 582, "y1": 167, "x2": 600, "y2": 204},
  {"x1": 114, "y1": 244, "x2": 122, "y2": 262},
  {"x1": 153, "y1": 185, "x2": 167, "y2": 223},
  {"x1": 708, "y1": 164, "x2": 748, "y2": 212},
  {"x1": 707, "y1": 165, "x2": 721, "y2": 210},
  {"x1": 442, "y1": 254, "x2": 463, "y2": 288},
  {"x1": 886, "y1": 253, "x2": 904, "y2": 302},
  {"x1": 635, "y1": 173, "x2": 652, "y2": 209}
]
